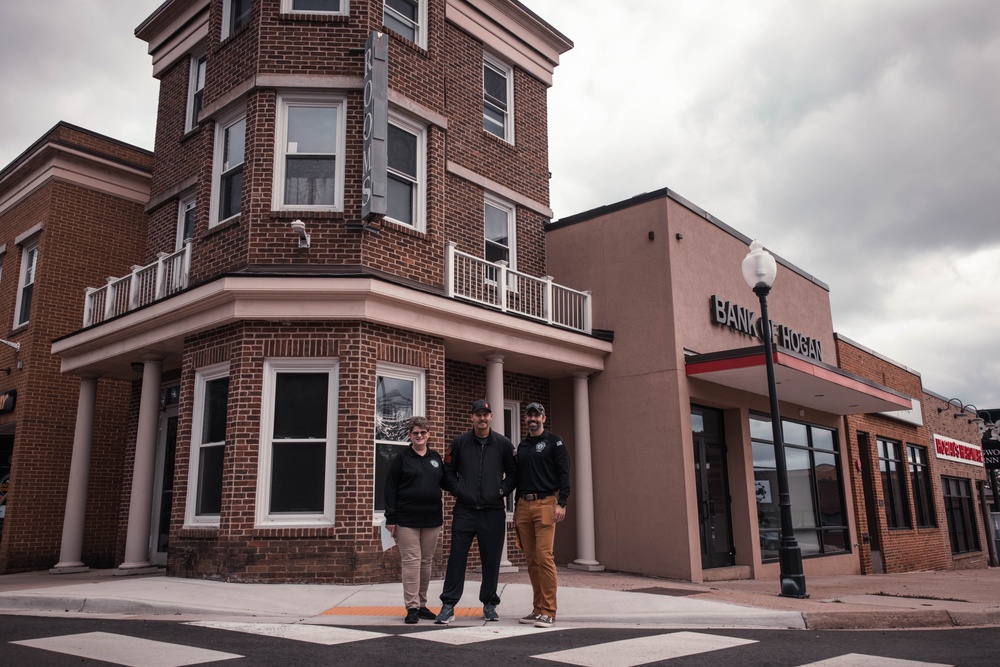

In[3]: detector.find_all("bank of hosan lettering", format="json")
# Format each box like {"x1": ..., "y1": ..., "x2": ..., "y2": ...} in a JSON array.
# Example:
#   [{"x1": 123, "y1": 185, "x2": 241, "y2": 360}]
[
  {"x1": 933, "y1": 434, "x2": 984, "y2": 467},
  {"x1": 710, "y1": 295, "x2": 823, "y2": 362}
]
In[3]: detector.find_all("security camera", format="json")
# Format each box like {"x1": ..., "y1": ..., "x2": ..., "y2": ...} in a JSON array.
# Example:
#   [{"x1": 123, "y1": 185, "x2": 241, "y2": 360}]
[{"x1": 290, "y1": 219, "x2": 310, "y2": 248}]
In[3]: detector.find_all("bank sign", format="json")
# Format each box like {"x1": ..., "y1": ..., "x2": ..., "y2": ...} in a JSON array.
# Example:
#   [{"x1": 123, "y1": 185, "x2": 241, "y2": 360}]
[
  {"x1": 933, "y1": 433, "x2": 983, "y2": 467},
  {"x1": 710, "y1": 295, "x2": 823, "y2": 362}
]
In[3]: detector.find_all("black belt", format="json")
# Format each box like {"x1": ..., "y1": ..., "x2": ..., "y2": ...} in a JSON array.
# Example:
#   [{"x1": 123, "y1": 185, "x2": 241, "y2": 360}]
[{"x1": 521, "y1": 493, "x2": 552, "y2": 501}]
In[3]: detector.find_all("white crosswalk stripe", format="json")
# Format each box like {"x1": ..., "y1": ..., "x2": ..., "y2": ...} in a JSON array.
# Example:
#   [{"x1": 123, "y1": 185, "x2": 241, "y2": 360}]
[
  {"x1": 187, "y1": 620, "x2": 388, "y2": 645},
  {"x1": 11, "y1": 631, "x2": 242, "y2": 667},
  {"x1": 798, "y1": 654, "x2": 952, "y2": 667},
  {"x1": 532, "y1": 630, "x2": 757, "y2": 667},
  {"x1": 405, "y1": 624, "x2": 560, "y2": 645}
]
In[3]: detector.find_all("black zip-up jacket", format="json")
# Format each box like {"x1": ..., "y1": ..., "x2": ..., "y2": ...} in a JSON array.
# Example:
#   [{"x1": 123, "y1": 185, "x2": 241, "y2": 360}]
[
  {"x1": 515, "y1": 430, "x2": 570, "y2": 507},
  {"x1": 444, "y1": 429, "x2": 517, "y2": 509},
  {"x1": 383, "y1": 446, "x2": 446, "y2": 528}
]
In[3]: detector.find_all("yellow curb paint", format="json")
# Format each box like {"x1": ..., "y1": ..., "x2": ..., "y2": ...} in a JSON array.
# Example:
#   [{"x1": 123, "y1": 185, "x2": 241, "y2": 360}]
[{"x1": 320, "y1": 606, "x2": 483, "y2": 617}]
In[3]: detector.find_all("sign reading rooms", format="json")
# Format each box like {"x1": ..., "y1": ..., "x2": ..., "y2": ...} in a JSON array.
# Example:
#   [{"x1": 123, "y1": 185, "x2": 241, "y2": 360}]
[{"x1": 710, "y1": 295, "x2": 824, "y2": 362}]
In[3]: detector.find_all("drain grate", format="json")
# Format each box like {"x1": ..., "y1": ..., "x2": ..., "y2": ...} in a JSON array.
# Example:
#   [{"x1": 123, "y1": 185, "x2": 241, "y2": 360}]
[{"x1": 628, "y1": 586, "x2": 703, "y2": 597}]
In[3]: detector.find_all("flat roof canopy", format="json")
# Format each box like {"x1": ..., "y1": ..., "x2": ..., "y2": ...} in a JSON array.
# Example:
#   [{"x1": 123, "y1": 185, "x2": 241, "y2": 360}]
[{"x1": 686, "y1": 346, "x2": 912, "y2": 415}]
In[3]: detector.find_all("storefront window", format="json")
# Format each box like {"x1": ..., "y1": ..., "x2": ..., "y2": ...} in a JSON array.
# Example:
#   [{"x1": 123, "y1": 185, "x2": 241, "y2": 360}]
[
  {"x1": 877, "y1": 438, "x2": 911, "y2": 529},
  {"x1": 943, "y1": 476, "x2": 980, "y2": 554},
  {"x1": 907, "y1": 445, "x2": 935, "y2": 528},
  {"x1": 751, "y1": 414, "x2": 849, "y2": 561}
]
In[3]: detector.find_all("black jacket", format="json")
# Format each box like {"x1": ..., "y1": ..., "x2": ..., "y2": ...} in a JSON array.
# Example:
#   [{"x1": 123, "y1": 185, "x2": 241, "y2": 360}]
[
  {"x1": 383, "y1": 446, "x2": 445, "y2": 527},
  {"x1": 444, "y1": 429, "x2": 517, "y2": 509},
  {"x1": 516, "y1": 430, "x2": 571, "y2": 507}
]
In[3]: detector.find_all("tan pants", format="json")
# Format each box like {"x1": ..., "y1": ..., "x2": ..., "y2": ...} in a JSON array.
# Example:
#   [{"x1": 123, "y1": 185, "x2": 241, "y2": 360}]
[
  {"x1": 514, "y1": 496, "x2": 558, "y2": 618},
  {"x1": 397, "y1": 525, "x2": 441, "y2": 609}
]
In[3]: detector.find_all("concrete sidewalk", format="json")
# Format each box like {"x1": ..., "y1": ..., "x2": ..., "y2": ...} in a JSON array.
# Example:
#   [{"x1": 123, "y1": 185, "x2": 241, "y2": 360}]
[{"x1": 0, "y1": 566, "x2": 998, "y2": 630}]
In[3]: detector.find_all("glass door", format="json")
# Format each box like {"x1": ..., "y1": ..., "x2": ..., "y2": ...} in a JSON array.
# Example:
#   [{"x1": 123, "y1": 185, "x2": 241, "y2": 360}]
[
  {"x1": 150, "y1": 397, "x2": 179, "y2": 567},
  {"x1": 692, "y1": 405, "x2": 735, "y2": 569}
]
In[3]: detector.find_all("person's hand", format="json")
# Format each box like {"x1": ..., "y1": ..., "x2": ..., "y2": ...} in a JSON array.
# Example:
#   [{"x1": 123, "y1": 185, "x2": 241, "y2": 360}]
[
  {"x1": 554, "y1": 506, "x2": 566, "y2": 523},
  {"x1": 387, "y1": 524, "x2": 396, "y2": 537}
]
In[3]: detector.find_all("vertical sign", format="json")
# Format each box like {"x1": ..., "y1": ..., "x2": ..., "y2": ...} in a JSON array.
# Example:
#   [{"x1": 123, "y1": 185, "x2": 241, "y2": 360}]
[{"x1": 362, "y1": 31, "x2": 388, "y2": 221}]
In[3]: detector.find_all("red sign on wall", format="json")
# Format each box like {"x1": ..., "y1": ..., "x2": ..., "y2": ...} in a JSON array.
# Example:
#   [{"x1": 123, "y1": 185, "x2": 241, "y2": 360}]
[{"x1": 933, "y1": 433, "x2": 983, "y2": 467}]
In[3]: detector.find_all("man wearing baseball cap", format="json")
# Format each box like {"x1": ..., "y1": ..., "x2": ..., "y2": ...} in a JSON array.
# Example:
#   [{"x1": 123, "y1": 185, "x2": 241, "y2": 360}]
[
  {"x1": 514, "y1": 402, "x2": 570, "y2": 627},
  {"x1": 435, "y1": 399, "x2": 517, "y2": 624}
]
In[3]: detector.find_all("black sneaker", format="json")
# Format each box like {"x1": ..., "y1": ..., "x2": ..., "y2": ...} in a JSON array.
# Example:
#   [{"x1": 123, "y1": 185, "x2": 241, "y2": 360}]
[
  {"x1": 483, "y1": 603, "x2": 499, "y2": 621},
  {"x1": 435, "y1": 603, "x2": 455, "y2": 624},
  {"x1": 519, "y1": 612, "x2": 541, "y2": 624},
  {"x1": 417, "y1": 606, "x2": 437, "y2": 620},
  {"x1": 404, "y1": 608, "x2": 420, "y2": 624}
]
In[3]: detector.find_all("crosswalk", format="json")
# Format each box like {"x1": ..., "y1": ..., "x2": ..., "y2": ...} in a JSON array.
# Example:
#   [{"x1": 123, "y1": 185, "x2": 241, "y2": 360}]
[{"x1": 10, "y1": 623, "x2": 954, "y2": 667}]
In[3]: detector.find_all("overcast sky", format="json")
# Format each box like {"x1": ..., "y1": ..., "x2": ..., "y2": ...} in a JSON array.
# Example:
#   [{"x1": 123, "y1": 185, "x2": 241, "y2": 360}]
[{"x1": 1, "y1": 0, "x2": 997, "y2": 411}]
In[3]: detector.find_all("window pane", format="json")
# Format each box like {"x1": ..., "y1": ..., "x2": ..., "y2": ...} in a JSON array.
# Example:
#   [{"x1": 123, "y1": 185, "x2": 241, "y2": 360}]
[
  {"x1": 485, "y1": 204, "x2": 509, "y2": 245},
  {"x1": 181, "y1": 201, "x2": 196, "y2": 241},
  {"x1": 287, "y1": 106, "x2": 337, "y2": 154},
  {"x1": 284, "y1": 157, "x2": 335, "y2": 206},
  {"x1": 273, "y1": 372, "x2": 329, "y2": 439},
  {"x1": 373, "y1": 443, "x2": 408, "y2": 511},
  {"x1": 388, "y1": 124, "x2": 417, "y2": 177},
  {"x1": 786, "y1": 447, "x2": 816, "y2": 528},
  {"x1": 220, "y1": 168, "x2": 243, "y2": 219},
  {"x1": 821, "y1": 529, "x2": 849, "y2": 554},
  {"x1": 18, "y1": 284, "x2": 33, "y2": 324},
  {"x1": 203, "y1": 377, "x2": 229, "y2": 444},
  {"x1": 485, "y1": 240, "x2": 508, "y2": 264},
  {"x1": 783, "y1": 421, "x2": 808, "y2": 446},
  {"x1": 223, "y1": 117, "x2": 245, "y2": 169},
  {"x1": 270, "y1": 442, "x2": 326, "y2": 512},
  {"x1": 749, "y1": 415, "x2": 773, "y2": 441},
  {"x1": 387, "y1": 176, "x2": 413, "y2": 224},
  {"x1": 376, "y1": 375, "x2": 413, "y2": 442},
  {"x1": 794, "y1": 529, "x2": 821, "y2": 556},
  {"x1": 483, "y1": 64, "x2": 507, "y2": 108},
  {"x1": 294, "y1": 0, "x2": 341, "y2": 10},
  {"x1": 814, "y1": 452, "x2": 842, "y2": 526},
  {"x1": 232, "y1": 0, "x2": 252, "y2": 31},
  {"x1": 386, "y1": 0, "x2": 417, "y2": 21},
  {"x1": 811, "y1": 427, "x2": 835, "y2": 451},
  {"x1": 197, "y1": 444, "x2": 224, "y2": 515}
]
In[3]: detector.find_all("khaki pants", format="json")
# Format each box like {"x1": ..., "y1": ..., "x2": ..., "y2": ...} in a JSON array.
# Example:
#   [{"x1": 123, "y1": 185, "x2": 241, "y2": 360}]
[
  {"x1": 514, "y1": 496, "x2": 558, "y2": 618},
  {"x1": 397, "y1": 525, "x2": 441, "y2": 609}
]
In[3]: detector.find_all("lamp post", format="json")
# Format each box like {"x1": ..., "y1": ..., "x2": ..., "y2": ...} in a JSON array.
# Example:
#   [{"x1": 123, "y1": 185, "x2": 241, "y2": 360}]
[{"x1": 742, "y1": 240, "x2": 808, "y2": 598}]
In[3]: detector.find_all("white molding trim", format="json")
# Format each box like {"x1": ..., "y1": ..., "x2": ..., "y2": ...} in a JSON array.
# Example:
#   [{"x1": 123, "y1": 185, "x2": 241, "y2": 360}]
[{"x1": 447, "y1": 160, "x2": 552, "y2": 218}]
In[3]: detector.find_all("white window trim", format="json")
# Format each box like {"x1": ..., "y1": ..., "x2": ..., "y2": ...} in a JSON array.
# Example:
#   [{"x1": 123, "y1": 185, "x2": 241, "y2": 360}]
[
  {"x1": 483, "y1": 52, "x2": 514, "y2": 144},
  {"x1": 484, "y1": 192, "x2": 516, "y2": 272},
  {"x1": 176, "y1": 193, "x2": 196, "y2": 251},
  {"x1": 385, "y1": 111, "x2": 427, "y2": 232},
  {"x1": 372, "y1": 361, "x2": 425, "y2": 523},
  {"x1": 272, "y1": 92, "x2": 347, "y2": 212},
  {"x1": 281, "y1": 0, "x2": 349, "y2": 15},
  {"x1": 209, "y1": 107, "x2": 246, "y2": 227},
  {"x1": 184, "y1": 362, "x2": 230, "y2": 528},
  {"x1": 383, "y1": 0, "x2": 427, "y2": 49},
  {"x1": 186, "y1": 53, "x2": 206, "y2": 132},
  {"x1": 256, "y1": 358, "x2": 340, "y2": 527},
  {"x1": 14, "y1": 238, "x2": 38, "y2": 329}
]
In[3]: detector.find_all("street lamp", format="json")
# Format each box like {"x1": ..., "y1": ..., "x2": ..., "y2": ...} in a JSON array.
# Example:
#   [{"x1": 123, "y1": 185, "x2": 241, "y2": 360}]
[{"x1": 742, "y1": 240, "x2": 808, "y2": 598}]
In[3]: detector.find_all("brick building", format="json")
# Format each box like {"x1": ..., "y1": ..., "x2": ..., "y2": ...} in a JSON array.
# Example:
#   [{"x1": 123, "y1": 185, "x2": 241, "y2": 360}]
[
  {"x1": 50, "y1": 0, "x2": 611, "y2": 583},
  {"x1": 835, "y1": 335, "x2": 989, "y2": 574},
  {"x1": 0, "y1": 123, "x2": 152, "y2": 573}
]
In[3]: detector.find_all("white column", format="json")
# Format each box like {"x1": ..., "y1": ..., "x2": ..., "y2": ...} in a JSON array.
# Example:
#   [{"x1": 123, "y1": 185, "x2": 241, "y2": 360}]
[
  {"x1": 568, "y1": 372, "x2": 603, "y2": 571},
  {"x1": 51, "y1": 375, "x2": 99, "y2": 573},
  {"x1": 485, "y1": 353, "x2": 516, "y2": 572},
  {"x1": 117, "y1": 357, "x2": 163, "y2": 574}
]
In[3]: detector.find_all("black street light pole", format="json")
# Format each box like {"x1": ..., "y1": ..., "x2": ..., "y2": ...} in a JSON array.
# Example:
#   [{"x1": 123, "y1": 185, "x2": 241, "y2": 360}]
[{"x1": 743, "y1": 240, "x2": 808, "y2": 599}]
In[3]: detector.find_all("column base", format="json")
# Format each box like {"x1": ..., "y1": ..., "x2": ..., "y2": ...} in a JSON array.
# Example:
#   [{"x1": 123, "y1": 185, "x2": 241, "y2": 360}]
[
  {"x1": 114, "y1": 563, "x2": 162, "y2": 576},
  {"x1": 50, "y1": 564, "x2": 89, "y2": 574},
  {"x1": 568, "y1": 560, "x2": 604, "y2": 572}
]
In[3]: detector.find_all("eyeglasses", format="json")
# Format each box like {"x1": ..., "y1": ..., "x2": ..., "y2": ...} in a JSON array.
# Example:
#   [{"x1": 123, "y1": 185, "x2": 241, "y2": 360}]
[{"x1": 410, "y1": 430, "x2": 428, "y2": 437}]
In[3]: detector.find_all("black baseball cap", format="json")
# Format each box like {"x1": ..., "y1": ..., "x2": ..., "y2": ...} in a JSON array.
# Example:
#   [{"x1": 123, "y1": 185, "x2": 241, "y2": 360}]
[
  {"x1": 526, "y1": 402, "x2": 546, "y2": 415},
  {"x1": 470, "y1": 399, "x2": 492, "y2": 413}
]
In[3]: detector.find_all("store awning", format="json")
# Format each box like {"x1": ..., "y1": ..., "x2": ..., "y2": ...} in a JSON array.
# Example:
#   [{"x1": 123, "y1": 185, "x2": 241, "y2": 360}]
[{"x1": 685, "y1": 346, "x2": 912, "y2": 415}]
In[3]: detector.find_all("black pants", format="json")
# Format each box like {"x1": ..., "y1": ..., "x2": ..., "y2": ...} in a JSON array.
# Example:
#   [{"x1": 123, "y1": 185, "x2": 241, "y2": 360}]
[{"x1": 440, "y1": 504, "x2": 506, "y2": 605}]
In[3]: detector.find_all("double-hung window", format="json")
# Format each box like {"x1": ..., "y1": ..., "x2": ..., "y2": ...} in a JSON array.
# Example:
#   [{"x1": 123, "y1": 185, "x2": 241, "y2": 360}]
[
  {"x1": 484, "y1": 195, "x2": 515, "y2": 267},
  {"x1": 282, "y1": 0, "x2": 346, "y2": 13},
  {"x1": 383, "y1": 0, "x2": 425, "y2": 48},
  {"x1": 186, "y1": 55, "x2": 206, "y2": 131},
  {"x1": 483, "y1": 53, "x2": 513, "y2": 142},
  {"x1": 274, "y1": 93, "x2": 346, "y2": 211},
  {"x1": 907, "y1": 444, "x2": 935, "y2": 528},
  {"x1": 14, "y1": 240, "x2": 38, "y2": 328},
  {"x1": 177, "y1": 195, "x2": 196, "y2": 250},
  {"x1": 186, "y1": 364, "x2": 229, "y2": 526},
  {"x1": 223, "y1": 0, "x2": 252, "y2": 39},
  {"x1": 385, "y1": 113, "x2": 426, "y2": 231},
  {"x1": 373, "y1": 363, "x2": 424, "y2": 516},
  {"x1": 943, "y1": 476, "x2": 980, "y2": 554},
  {"x1": 257, "y1": 359, "x2": 339, "y2": 525},
  {"x1": 877, "y1": 437, "x2": 911, "y2": 528},
  {"x1": 211, "y1": 111, "x2": 246, "y2": 226}
]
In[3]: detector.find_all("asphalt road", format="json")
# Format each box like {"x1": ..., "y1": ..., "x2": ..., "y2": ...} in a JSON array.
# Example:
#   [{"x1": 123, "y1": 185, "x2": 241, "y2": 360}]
[{"x1": 2, "y1": 614, "x2": 1000, "y2": 666}]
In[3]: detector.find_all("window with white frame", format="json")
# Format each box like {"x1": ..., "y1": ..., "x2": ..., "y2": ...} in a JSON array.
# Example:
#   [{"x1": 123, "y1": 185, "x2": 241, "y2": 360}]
[
  {"x1": 373, "y1": 363, "x2": 425, "y2": 514},
  {"x1": 176, "y1": 195, "x2": 196, "y2": 250},
  {"x1": 257, "y1": 359, "x2": 339, "y2": 525},
  {"x1": 283, "y1": 0, "x2": 346, "y2": 13},
  {"x1": 223, "y1": 0, "x2": 253, "y2": 39},
  {"x1": 484, "y1": 195, "x2": 515, "y2": 268},
  {"x1": 273, "y1": 93, "x2": 346, "y2": 211},
  {"x1": 14, "y1": 240, "x2": 38, "y2": 328},
  {"x1": 383, "y1": 0, "x2": 425, "y2": 47},
  {"x1": 211, "y1": 111, "x2": 246, "y2": 226},
  {"x1": 186, "y1": 54, "x2": 206, "y2": 132},
  {"x1": 483, "y1": 53, "x2": 513, "y2": 142},
  {"x1": 185, "y1": 363, "x2": 229, "y2": 526},
  {"x1": 385, "y1": 113, "x2": 426, "y2": 231}
]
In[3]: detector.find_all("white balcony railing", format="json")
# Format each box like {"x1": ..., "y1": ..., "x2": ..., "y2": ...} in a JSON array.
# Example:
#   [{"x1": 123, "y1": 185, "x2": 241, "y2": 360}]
[
  {"x1": 83, "y1": 242, "x2": 192, "y2": 327},
  {"x1": 445, "y1": 242, "x2": 592, "y2": 334}
]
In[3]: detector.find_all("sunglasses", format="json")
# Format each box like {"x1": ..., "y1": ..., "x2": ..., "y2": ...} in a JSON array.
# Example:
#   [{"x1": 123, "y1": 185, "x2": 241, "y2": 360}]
[{"x1": 410, "y1": 430, "x2": 429, "y2": 437}]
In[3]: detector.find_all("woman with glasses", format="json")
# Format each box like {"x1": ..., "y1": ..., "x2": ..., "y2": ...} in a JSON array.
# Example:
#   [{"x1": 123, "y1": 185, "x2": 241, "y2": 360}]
[{"x1": 384, "y1": 416, "x2": 447, "y2": 623}]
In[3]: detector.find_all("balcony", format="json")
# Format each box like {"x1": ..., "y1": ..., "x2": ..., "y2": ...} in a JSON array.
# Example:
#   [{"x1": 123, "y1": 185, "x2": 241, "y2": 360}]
[
  {"x1": 83, "y1": 243, "x2": 191, "y2": 327},
  {"x1": 445, "y1": 242, "x2": 592, "y2": 334}
]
